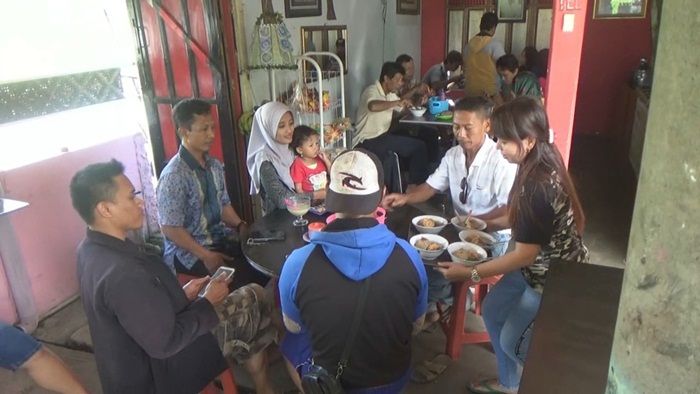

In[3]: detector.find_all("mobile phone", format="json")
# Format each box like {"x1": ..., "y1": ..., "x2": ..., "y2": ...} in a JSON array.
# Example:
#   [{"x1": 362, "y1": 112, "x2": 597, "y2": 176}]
[
  {"x1": 247, "y1": 229, "x2": 285, "y2": 243},
  {"x1": 309, "y1": 204, "x2": 327, "y2": 215},
  {"x1": 422, "y1": 261, "x2": 442, "y2": 268},
  {"x1": 198, "y1": 266, "x2": 236, "y2": 297}
]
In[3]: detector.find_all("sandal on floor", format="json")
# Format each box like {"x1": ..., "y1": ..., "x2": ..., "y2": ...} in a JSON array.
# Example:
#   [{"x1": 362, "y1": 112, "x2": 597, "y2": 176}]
[
  {"x1": 467, "y1": 379, "x2": 518, "y2": 394},
  {"x1": 410, "y1": 354, "x2": 451, "y2": 383},
  {"x1": 420, "y1": 310, "x2": 441, "y2": 332}
]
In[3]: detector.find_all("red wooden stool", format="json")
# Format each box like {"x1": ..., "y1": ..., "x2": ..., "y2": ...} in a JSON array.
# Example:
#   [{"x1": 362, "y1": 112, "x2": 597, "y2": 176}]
[
  {"x1": 436, "y1": 275, "x2": 502, "y2": 359},
  {"x1": 202, "y1": 368, "x2": 238, "y2": 394}
]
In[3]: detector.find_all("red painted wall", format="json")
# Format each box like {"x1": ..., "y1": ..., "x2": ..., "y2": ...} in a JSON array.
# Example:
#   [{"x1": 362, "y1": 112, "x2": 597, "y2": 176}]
[
  {"x1": 421, "y1": 1, "x2": 652, "y2": 139},
  {"x1": 545, "y1": 3, "x2": 589, "y2": 165},
  {"x1": 574, "y1": 3, "x2": 652, "y2": 135},
  {"x1": 421, "y1": 1, "x2": 448, "y2": 76}
]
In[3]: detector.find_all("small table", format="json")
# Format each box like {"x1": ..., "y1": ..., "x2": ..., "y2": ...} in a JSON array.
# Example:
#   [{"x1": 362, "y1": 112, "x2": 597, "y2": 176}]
[
  {"x1": 242, "y1": 203, "x2": 454, "y2": 277},
  {"x1": 242, "y1": 202, "x2": 498, "y2": 358},
  {"x1": 399, "y1": 112, "x2": 453, "y2": 127},
  {"x1": 0, "y1": 198, "x2": 38, "y2": 332}
]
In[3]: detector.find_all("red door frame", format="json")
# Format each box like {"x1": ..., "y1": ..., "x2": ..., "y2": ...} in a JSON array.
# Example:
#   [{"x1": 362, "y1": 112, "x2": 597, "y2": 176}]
[
  {"x1": 544, "y1": 0, "x2": 589, "y2": 165},
  {"x1": 127, "y1": 0, "x2": 252, "y2": 218}
]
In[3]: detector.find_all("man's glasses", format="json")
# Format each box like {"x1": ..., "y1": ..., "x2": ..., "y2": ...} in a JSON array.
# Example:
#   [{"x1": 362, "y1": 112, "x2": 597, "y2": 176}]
[{"x1": 459, "y1": 176, "x2": 470, "y2": 204}]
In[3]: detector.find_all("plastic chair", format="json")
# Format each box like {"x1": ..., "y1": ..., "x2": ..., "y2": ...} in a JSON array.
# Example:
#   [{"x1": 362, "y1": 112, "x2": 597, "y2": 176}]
[
  {"x1": 382, "y1": 150, "x2": 403, "y2": 193},
  {"x1": 436, "y1": 275, "x2": 502, "y2": 359},
  {"x1": 201, "y1": 368, "x2": 238, "y2": 394}
]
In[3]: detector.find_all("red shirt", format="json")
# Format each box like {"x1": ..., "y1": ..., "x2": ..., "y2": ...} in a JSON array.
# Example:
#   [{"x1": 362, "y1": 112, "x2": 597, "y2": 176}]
[{"x1": 290, "y1": 157, "x2": 328, "y2": 192}]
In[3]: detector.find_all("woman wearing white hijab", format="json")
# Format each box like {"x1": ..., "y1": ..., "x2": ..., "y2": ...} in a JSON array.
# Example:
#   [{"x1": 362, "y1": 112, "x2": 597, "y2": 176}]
[{"x1": 246, "y1": 101, "x2": 297, "y2": 214}]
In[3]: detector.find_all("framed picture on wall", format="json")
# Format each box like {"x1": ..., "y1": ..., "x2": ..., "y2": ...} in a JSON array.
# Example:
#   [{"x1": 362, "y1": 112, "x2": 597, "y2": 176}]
[
  {"x1": 397, "y1": 0, "x2": 420, "y2": 15},
  {"x1": 284, "y1": 0, "x2": 322, "y2": 18},
  {"x1": 593, "y1": 0, "x2": 647, "y2": 19},
  {"x1": 497, "y1": 0, "x2": 526, "y2": 22}
]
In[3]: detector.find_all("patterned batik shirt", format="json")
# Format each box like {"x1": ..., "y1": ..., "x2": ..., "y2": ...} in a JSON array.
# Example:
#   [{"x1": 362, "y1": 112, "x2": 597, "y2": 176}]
[
  {"x1": 514, "y1": 169, "x2": 589, "y2": 292},
  {"x1": 157, "y1": 146, "x2": 232, "y2": 271}
]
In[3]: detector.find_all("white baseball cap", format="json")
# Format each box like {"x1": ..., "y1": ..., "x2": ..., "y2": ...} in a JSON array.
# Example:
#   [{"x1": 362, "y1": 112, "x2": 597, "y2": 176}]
[{"x1": 325, "y1": 149, "x2": 385, "y2": 215}]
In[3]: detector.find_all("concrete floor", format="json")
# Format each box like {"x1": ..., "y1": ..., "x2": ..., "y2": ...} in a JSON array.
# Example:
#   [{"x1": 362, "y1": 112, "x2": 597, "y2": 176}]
[{"x1": 0, "y1": 134, "x2": 632, "y2": 393}]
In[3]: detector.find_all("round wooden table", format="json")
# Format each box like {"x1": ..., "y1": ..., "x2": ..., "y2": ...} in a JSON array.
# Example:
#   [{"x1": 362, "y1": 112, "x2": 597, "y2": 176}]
[{"x1": 241, "y1": 202, "x2": 460, "y2": 277}]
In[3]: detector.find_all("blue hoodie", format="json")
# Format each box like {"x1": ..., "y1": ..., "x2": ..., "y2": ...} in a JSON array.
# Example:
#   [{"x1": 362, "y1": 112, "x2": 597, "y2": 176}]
[{"x1": 279, "y1": 219, "x2": 428, "y2": 330}]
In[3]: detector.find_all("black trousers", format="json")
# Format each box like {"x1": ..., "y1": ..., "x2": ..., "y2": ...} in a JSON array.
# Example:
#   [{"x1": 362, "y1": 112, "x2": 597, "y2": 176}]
[
  {"x1": 391, "y1": 125, "x2": 441, "y2": 165},
  {"x1": 358, "y1": 132, "x2": 429, "y2": 184},
  {"x1": 174, "y1": 238, "x2": 269, "y2": 290}
]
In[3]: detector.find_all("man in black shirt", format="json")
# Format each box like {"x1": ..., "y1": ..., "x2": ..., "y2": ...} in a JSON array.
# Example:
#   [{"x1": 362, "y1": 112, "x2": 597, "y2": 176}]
[
  {"x1": 69, "y1": 160, "x2": 276, "y2": 394},
  {"x1": 279, "y1": 149, "x2": 428, "y2": 392}
]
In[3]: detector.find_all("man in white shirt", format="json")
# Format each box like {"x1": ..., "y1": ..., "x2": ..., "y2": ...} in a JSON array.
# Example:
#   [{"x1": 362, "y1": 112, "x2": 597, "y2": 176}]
[
  {"x1": 353, "y1": 61, "x2": 430, "y2": 188},
  {"x1": 382, "y1": 97, "x2": 517, "y2": 317}
]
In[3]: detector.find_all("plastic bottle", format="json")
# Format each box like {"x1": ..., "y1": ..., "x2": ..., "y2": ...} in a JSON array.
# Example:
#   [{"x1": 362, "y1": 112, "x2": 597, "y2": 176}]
[{"x1": 634, "y1": 58, "x2": 651, "y2": 88}]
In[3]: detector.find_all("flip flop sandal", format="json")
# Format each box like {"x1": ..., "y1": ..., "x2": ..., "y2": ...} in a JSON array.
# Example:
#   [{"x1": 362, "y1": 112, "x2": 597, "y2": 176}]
[
  {"x1": 438, "y1": 305, "x2": 453, "y2": 325},
  {"x1": 467, "y1": 379, "x2": 517, "y2": 394},
  {"x1": 410, "y1": 354, "x2": 451, "y2": 383},
  {"x1": 410, "y1": 363, "x2": 439, "y2": 384}
]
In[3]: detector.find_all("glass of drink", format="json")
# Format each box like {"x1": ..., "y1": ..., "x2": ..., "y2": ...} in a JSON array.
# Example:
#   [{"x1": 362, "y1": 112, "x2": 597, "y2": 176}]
[{"x1": 285, "y1": 194, "x2": 311, "y2": 226}]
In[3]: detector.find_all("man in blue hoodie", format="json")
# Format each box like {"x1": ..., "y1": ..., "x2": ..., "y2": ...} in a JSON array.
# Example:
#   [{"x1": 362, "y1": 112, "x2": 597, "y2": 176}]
[{"x1": 279, "y1": 149, "x2": 428, "y2": 393}]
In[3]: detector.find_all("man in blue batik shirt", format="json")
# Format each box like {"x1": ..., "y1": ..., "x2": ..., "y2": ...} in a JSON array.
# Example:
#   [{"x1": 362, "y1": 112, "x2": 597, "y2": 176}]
[{"x1": 157, "y1": 98, "x2": 266, "y2": 288}]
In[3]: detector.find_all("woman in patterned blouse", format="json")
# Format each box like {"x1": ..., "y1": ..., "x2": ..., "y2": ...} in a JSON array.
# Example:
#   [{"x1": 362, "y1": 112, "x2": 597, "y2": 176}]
[{"x1": 437, "y1": 96, "x2": 588, "y2": 394}]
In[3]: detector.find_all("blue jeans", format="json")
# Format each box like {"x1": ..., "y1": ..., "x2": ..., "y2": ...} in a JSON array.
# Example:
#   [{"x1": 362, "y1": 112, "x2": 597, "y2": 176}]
[
  {"x1": 490, "y1": 231, "x2": 511, "y2": 258},
  {"x1": 0, "y1": 322, "x2": 42, "y2": 371},
  {"x1": 427, "y1": 232, "x2": 511, "y2": 308},
  {"x1": 482, "y1": 270, "x2": 542, "y2": 389}
]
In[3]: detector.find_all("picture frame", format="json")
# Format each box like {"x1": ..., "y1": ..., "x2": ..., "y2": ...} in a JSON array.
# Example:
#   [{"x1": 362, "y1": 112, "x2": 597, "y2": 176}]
[
  {"x1": 593, "y1": 0, "x2": 647, "y2": 19},
  {"x1": 496, "y1": 0, "x2": 526, "y2": 22},
  {"x1": 396, "y1": 0, "x2": 420, "y2": 15},
  {"x1": 284, "y1": 0, "x2": 322, "y2": 18},
  {"x1": 300, "y1": 25, "x2": 348, "y2": 74}
]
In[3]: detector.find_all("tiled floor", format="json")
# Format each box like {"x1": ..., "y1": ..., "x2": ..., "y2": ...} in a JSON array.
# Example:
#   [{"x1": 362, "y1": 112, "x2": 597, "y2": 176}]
[{"x1": 0, "y1": 134, "x2": 633, "y2": 393}]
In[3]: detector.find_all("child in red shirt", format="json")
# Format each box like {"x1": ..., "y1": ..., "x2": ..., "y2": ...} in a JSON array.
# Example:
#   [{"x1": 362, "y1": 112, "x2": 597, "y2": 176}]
[{"x1": 290, "y1": 126, "x2": 331, "y2": 201}]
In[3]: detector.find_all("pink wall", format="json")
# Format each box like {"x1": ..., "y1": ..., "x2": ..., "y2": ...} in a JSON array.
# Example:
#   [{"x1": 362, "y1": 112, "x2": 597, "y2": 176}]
[
  {"x1": 0, "y1": 135, "x2": 145, "y2": 323},
  {"x1": 574, "y1": 2, "x2": 652, "y2": 135},
  {"x1": 0, "y1": 256, "x2": 17, "y2": 322}
]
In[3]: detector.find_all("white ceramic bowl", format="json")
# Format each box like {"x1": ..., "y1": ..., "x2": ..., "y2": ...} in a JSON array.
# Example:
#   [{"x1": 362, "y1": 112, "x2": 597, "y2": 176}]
[
  {"x1": 409, "y1": 106, "x2": 427, "y2": 117},
  {"x1": 412, "y1": 215, "x2": 448, "y2": 234},
  {"x1": 410, "y1": 234, "x2": 448, "y2": 260},
  {"x1": 459, "y1": 229, "x2": 496, "y2": 249},
  {"x1": 451, "y1": 215, "x2": 487, "y2": 231},
  {"x1": 447, "y1": 242, "x2": 488, "y2": 266}
]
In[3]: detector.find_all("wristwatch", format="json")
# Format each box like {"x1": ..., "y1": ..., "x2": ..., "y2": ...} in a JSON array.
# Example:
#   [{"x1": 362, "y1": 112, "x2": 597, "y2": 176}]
[{"x1": 470, "y1": 266, "x2": 482, "y2": 283}]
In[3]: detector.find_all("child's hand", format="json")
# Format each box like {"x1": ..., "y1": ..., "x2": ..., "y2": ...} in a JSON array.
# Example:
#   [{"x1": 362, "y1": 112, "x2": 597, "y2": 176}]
[{"x1": 318, "y1": 152, "x2": 332, "y2": 168}]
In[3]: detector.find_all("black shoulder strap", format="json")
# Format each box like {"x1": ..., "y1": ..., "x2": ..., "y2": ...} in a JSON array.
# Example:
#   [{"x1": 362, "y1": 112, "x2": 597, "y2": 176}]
[{"x1": 335, "y1": 276, "x2": 371, "y2": 379}]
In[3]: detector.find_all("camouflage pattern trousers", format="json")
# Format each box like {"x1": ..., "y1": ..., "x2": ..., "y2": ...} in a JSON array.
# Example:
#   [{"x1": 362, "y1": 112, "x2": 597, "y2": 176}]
[{"x1": 212, "y1": 283, "x2": 279, "y2": 363}]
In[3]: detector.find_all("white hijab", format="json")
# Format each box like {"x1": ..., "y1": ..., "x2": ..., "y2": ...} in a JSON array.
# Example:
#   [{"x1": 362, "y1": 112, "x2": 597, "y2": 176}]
[{"x1": 246, "y1": 101, "x2": 296, "y2": 194}]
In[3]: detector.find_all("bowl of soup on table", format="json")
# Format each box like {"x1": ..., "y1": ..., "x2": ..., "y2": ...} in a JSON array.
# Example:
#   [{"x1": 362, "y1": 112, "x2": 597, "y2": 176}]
[
  {"x1": 451, "y1": 215, "x2": 487, "y2": 231},
  {"x1": 412, "y1": 215, "x2": 448, "y2": 234},
  {"x1": 447, "y1": 242, "x2": 487, "y2": 266},
  {"x1": 410, "y1": 234, "x2": 448, "y2": 260},
  {"x1": 459, "y1": 230, "x2": 496, "y2": 249}
]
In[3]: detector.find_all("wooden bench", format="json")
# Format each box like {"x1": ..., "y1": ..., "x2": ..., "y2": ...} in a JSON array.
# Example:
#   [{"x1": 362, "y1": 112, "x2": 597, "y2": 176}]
[{"x1": 519, "y1": 263, "x2": 624, "y2": 394}]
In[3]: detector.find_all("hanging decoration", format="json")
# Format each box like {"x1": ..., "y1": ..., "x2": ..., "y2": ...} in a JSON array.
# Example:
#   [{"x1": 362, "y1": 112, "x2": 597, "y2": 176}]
[{"x1": 249, "y1": 0, "x2": 296, "y2": 70}]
